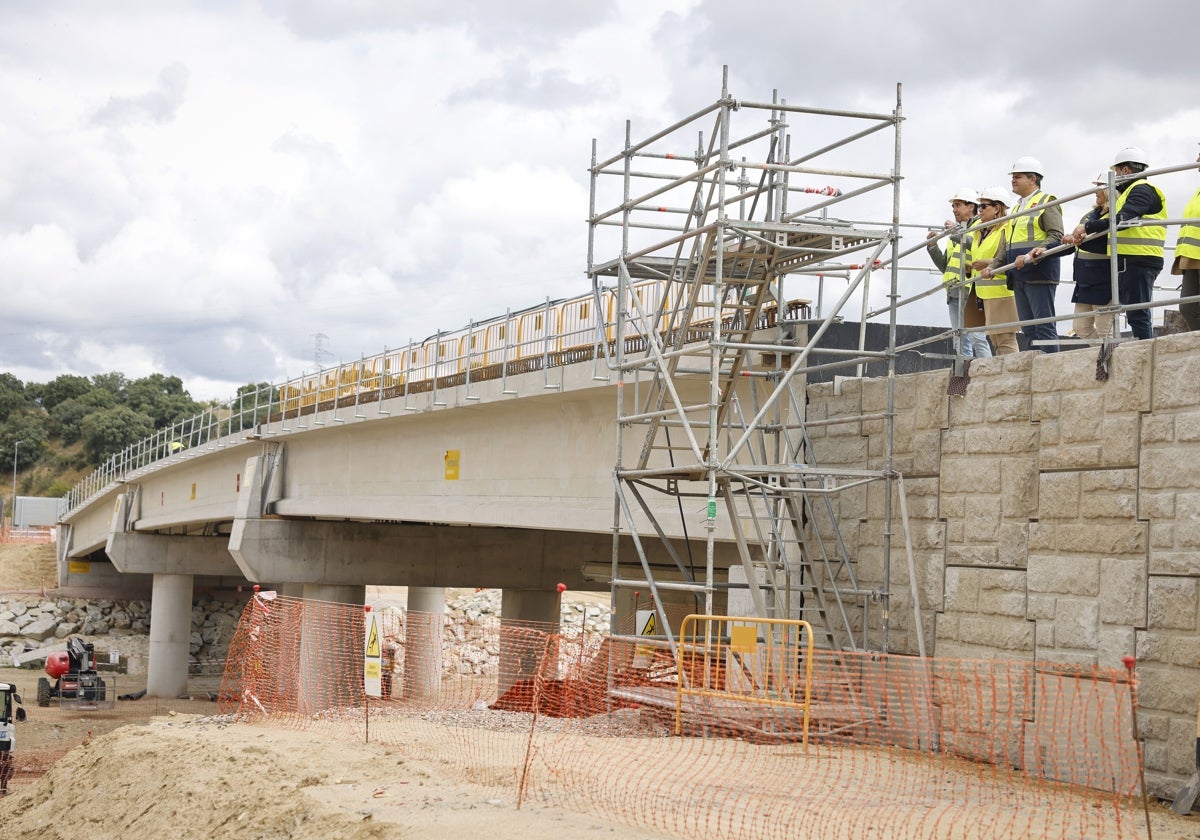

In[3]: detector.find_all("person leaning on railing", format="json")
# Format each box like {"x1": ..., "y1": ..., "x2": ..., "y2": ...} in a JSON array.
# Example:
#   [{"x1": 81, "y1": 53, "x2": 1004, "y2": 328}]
[
  {"x1": 1066, "y1": 147, "x2": 1167, "y2": 341},
  {"x1": 926, "y1": 187, "x2": 992, "y2": 358},
  {"x1": 969, "y1": 187, "x2": 1020, "y2": 355},
  {"x1": 981, "y1": 156, "x2": 1064, "y2": 353},
  {"x1": 1069, "y1": 172, "x2": 1115, "y2": 340},
  {"x1": 1170, "y1": 142, "x2": 1200, "y2": 332}
]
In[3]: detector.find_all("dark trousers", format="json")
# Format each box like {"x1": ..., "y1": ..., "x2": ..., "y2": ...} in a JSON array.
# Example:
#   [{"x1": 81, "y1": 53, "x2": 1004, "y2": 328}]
[
  {"x1": 1180, "y1": 268, "x2": 1199, "y2": 331},
  {"x1": 1118, "y1": 264, "x2": 1159, "y2": 339},
  {"x1": 1014, "y1": 281, "x2": 1059, "y2": 352}
]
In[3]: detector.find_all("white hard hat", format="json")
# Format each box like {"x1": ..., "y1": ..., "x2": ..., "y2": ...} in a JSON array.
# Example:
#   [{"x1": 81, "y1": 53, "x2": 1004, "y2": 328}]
[
  {"x1": 978, "y1": 186, "x2": 1012, "y2": 206},
  {"x1": 1091, "y1": 171, "x2": 1109, "y2": 187},
  {"x1": 950, "y1": 187, "x2": 980, "y2": 205},
  {"x1": 1008, "y1": 156, "x2": 1044, "y2": 177},
  {"x1": 1113, "y1": 146, "x2": 1149, "y2": 167}
]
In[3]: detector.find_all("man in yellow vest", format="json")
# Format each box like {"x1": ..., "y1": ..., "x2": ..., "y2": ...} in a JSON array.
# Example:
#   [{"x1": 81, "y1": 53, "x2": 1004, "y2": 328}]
[
  {"x1": 1067, "y1": 147, "x2": 1167, "y2": 340},
  {"x1": 926, "y1": 188, "x2": 991, "y2": 358},
  {"x1": 994, "y1": 156, "x2": 1063, "y2": 352},
  {"x1": 1169, "y1": 143, "x2": 1200, "y2": 331}
]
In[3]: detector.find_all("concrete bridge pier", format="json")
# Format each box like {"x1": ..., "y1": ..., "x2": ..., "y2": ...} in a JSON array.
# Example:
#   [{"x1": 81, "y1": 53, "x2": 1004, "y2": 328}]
[
  {"x1": 297, "y1": 583, "x2": 365, "y2": 714},
  {"x1": 498, "y1": 588, "x2": 561, "y2": 697},
  {"x1": 147, "y1": 573, "x2": 192, "y2": 698},
  {"x1": 404, "y1": 586, "x2": 444, "y2": 701},
  {"x1": 106, "y1": 493, "x2": 244, "y2": 698}
]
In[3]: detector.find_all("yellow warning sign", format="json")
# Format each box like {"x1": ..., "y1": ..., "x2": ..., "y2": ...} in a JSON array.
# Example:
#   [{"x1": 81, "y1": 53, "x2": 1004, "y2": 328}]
[
  {"x1": 444, "y1": 449, "x2": 460, "y2": 481},
  {"x1": 640, "y1": 612, "x2": 656, "y2": 637},
  {"x1": 364, "y1": 612, "x2": 383, "y2": 698},
  {"x1": 634, "y1": 609, "x2": 656, "y2": 666},
  {"x1": 365, "y1": 617, "x2": 381, "y2": 659}
]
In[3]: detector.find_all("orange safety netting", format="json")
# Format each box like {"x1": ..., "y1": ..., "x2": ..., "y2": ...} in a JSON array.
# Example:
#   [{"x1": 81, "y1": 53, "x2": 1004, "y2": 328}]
[{"x1": 217, "y1": 592, "x2": 1147, "y2": 839}]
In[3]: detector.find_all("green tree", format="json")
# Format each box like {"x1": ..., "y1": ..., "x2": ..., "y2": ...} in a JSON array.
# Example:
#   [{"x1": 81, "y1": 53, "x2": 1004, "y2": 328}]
[
  {"x1": 37, "y1": 374, "x2": 93, "y2": 410},
  {"x1": 80, "y1": 405, "x2": 154, "y2": 463},
  {"x1": 0, "y1": 373, "x2": 29, "y2": 422},
  {"x1": 126, "y1": 374, "x2": 201, "y2": 428},
  {"x1": 90, "y1": 371, "x2": 129, "y2": 401},
  {"x1": 222, "y1": 381, "x2": 276, "y2": 434},
  {"x1": 50, "y1": 389, "x2": 118, "y2": 444},
  {"x1": 0, "y1": 408, "x2": 50, "y2": 470}
]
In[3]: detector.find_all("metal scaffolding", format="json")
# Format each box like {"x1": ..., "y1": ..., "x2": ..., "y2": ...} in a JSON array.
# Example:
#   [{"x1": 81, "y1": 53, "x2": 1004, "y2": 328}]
[{"x1": 588, "y1": 68, "x2": 916, "y2": 658}]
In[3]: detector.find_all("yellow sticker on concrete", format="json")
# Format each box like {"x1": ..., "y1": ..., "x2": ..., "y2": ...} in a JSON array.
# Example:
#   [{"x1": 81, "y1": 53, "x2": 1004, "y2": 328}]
[
  {"x1": 444, "y1": 449, "x2": 460, "y2": 480},
  {"x1": 67, "y1": 560, "x2": 91, "y2": 574}
]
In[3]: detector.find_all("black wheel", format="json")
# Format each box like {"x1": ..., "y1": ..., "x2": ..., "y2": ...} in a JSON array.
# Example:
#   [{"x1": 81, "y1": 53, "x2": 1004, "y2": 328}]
[{"x1": 36, "y1": 677, "x2": 51, "y2": 707}]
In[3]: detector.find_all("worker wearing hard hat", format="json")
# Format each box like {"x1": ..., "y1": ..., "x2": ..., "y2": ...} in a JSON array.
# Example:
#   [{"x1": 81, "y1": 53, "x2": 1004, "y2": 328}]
[
  {"x1": 1069, "y1": 173, "x2": 1115, "y2": 339},
  {"x1": 1065, "y1": 147, "x2": 1167, "y2": 340},
  {"x1": 926, "y1": 188, "x2": 992, "y2": 358},
  {"x1": 1168, "y1": 143, "x2": 1200, "y2": 331},
  {"x1": 982, "y1": 156, "x2": 1064, "y2": 352},
  {"x1": 968, "y1": 187, "x2": 1020, "y2": 355}
]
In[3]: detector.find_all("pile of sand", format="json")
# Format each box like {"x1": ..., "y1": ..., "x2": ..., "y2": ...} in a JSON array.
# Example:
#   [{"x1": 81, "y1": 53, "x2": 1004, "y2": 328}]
[{"x1": 0, "y1": 715, "x2": 677, "y2": 839}]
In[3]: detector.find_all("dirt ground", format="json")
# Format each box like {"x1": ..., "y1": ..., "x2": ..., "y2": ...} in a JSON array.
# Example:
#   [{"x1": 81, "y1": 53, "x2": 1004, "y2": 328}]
[{"x1": 4, "y1": 544, "x2": 1200, "y2": 839}]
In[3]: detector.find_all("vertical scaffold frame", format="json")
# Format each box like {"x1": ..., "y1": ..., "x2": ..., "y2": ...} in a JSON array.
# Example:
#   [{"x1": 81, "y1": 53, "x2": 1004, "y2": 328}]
[{"x1": 588, "y1": 67, "x2": 920, "y2": 661}]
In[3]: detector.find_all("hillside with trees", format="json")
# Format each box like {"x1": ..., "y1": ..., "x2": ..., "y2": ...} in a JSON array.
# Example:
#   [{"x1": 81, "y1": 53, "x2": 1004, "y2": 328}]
[{"x1": 0, "y1": 371, "x2": 260, "y2": 510}]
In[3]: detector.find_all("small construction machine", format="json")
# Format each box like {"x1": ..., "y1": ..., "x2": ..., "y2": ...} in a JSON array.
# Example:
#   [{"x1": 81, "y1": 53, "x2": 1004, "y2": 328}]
[
  {"x1": 0, "y1": 681, "x2": 26, "y2": 796},
  {"x1": 37, "y1": 637, "x2": 113, "y2": 709}
]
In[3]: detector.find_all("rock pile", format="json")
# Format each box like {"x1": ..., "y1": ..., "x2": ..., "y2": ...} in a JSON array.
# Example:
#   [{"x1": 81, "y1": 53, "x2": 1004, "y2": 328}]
[
  {"x1": 379, "y1": 589, "x2": 612, "y2": 677},
  {"x1": 0, "y1": 593, "x2": 247, "y2": 667},
  {"x1": 0, "y1": 589, "x2": 612, "y2": 678}
]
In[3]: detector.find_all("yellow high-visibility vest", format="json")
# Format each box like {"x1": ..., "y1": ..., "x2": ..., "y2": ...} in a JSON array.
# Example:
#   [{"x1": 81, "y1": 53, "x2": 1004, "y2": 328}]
[
  {"x1": 1176, "y1": 187, "x2": 1200, "y2": 261},
  {"x1": 1110, "y1": 178, "x2": 1167, "y2": 258},
  {"x1": 941, "y1": 220, "x2": 977, "y2": 287},
  {"x1": 1007, "y1": 191, "x2": 1056, "y2": 248},
  {"x1": 971, "y1": 224, "x2": 1014, "y2": 300}
]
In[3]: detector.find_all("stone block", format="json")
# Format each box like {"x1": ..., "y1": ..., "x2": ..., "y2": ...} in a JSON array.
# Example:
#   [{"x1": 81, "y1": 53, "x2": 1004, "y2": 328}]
[
  {"x1": 963, "y1": 426, "x2": 1039, "y2": 456},
  {"x1": 1053, "y1": 598, "x2": 1099, "y2": 649},
  {"x1": 1029, "y1": 554, "x2": 1100, "y2": 596},
  {"x1": 20, "y1": 616, "x2": 57, "y2": 641},
  {"x1": 1102, "y1": 339, "x2": 1152, "y2": 413},
  {"x1": 1099, "y1": 557, "x2": 1146, "y2": 627},
  {"x1": 997, "y1": 523, "x2": 1030, "y2": 568},
  {"x1": 1104, "y1": 428, "x2": 1140, "y2": 470},
  {"x1": 1038, "y1": 472, "x2": 1080, "y2": 520},
  {"x1": 1136, "y1": 630, "x2": 1169, "y2": 664},
  {"x1": 1140, "y1": 414, "x2": 1174, "y2": 445},
  {"x1": 1150, "y1": 523, "x2": 1175, "y2": 549},
  {"x1": 1177, "y1": 410, "x2": 1200, "y2": 442},
  {"x1": 1097, "y1": 626, "x2": 1135, "y2": 667},
  {"x1": 1027, "y1": 593, "x2": 1056, "y2": 621},
  {"x1": 1147, "y1": 577, "x2": 1198, "y2": 631},
  {"x1": 986, "y1": 395, "x2": 1031, "y2": 424},
  {"x1": 1030, "y1": 392, "x2": 1059, "y2": 423},
  {"x1": 1000, "y1": 458, "x2": 1037, "y2": 518},
  {"x1": 1058, "y1": 392, "x2": 1104, "y2": 442},
  {"x1": 1153, "y1": 342, "x2": 1200, "y2": 410}
]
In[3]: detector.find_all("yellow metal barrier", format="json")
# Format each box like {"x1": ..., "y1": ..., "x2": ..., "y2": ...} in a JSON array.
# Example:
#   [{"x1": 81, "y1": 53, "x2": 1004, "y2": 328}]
[{"x1": 675, "y1": 614, "x2": 814, "y2": 744}]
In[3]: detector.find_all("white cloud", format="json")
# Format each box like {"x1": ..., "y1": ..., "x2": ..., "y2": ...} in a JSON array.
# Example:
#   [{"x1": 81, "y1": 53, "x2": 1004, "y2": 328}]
[{"x1": 0, "y1": 0, "x2": 1196, "y2": 403}]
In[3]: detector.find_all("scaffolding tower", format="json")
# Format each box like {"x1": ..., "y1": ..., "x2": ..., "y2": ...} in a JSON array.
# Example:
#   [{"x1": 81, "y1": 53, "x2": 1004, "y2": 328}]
[{"x1": 588, "y1": 68, "x2": 919, "y2": 658}]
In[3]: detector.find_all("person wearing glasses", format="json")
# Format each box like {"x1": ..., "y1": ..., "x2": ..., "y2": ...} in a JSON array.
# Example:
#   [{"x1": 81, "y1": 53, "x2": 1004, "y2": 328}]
[{"x1": 969, "y1": 187, "x2": 1020, "y2": 355}]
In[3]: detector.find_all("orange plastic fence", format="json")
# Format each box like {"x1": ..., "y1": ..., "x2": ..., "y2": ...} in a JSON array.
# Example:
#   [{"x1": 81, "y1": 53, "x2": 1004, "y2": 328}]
[{"x1": 217, "y1": 592, "x2": 1146, "y2": 839}]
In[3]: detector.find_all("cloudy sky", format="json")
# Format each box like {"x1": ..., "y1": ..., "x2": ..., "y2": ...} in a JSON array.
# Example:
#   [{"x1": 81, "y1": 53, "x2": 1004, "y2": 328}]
[{"x1": 2, "y1": 0, "x2": 1197, "y2": 402}]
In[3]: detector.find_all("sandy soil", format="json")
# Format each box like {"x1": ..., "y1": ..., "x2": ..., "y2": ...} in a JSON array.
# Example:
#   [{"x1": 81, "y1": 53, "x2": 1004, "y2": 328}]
[
  {"x1": 0, "y1": 542, "x2": 57, "y2": 592},
  {"x1": 4, "y1": 544, "x2": 1200, "y2": 839}
]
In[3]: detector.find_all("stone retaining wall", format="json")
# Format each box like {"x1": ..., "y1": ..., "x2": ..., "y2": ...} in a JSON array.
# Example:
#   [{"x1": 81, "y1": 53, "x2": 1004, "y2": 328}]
[
  {"x1": 804, "y1": 330, "x2": 1200, "y2": 797},
  {"x1": 0, "y1": 593, "x2": 246, "y2": 667}
]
